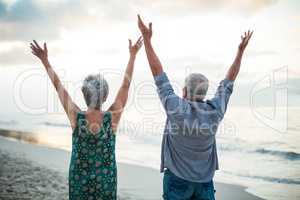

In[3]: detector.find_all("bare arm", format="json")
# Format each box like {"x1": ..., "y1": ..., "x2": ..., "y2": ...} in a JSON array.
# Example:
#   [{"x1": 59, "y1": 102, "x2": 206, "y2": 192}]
[
  {"x1": 137, "y1": 15, "x2": 191, "y2": 120},
  {"x1": 226, "y1": 30, "x2": 253, "y2": 81},
  {"x1": 108, "y1": 37, "x2": 143, "y2": 131},
  {"x1": 30, "y1": 41, "x2": 80, "y2": 130},
  {"x1": 138, "y1": 15, "x2": 163, "y2": 76}
]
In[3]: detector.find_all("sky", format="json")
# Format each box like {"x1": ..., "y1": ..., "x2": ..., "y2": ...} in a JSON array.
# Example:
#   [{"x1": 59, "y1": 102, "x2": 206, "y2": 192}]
[
  {"x1": 1, "y1": 3, "x2": 299, "y2": 199},
  {"x1": 0, "y1": 0, "x2": 299, "y2": 119}
]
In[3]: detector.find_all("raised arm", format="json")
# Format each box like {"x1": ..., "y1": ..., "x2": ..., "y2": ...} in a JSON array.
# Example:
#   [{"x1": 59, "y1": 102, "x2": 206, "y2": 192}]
[
  {"x1": 30, "y1": 40, "x2": 80, "y2": 130},
  {"x1": 137, "y1": 15, "x2": 190, "y2": 118},
  {"x1": 226, "y1": 30, "x2": 253, "y2": 81},
  {"x1": 108, "y1": 37, "x2": 143, "y2": 131},
  {"x1": 137, "y1": 15, "x2": 163, "y2": 76}
]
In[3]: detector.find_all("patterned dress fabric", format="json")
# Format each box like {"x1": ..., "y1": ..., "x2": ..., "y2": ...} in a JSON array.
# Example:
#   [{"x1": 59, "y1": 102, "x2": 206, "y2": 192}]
[{"x1": 69, "y1": 111, "x2": 117, "y2": 200}]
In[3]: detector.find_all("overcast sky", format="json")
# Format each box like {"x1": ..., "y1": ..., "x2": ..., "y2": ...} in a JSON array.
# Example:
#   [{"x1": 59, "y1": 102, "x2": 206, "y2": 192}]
[
  {"x1": 0, "y1": 0, "x2": 299, "y2": 118},
  {"x1": 0, "y1": 1, "x2": 298, "y2": 70}
]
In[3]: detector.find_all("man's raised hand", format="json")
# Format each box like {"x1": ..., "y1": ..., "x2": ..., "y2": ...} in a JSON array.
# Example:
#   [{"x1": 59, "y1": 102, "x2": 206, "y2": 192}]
[
  {"x1": 239, "y1": 30, "x2": 253, "y2": 52},
  {"x1": 137, "y1": 14, "x2": 152, "y2": 40},
  {"x1": 226, "y1": 30, "x2": 253, "y2": 81}
]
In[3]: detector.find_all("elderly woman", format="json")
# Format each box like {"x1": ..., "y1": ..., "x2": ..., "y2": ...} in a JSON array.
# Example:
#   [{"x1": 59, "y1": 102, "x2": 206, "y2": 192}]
[{"x1": 30, "y1": 37, "x2": 143, "y2": 200}]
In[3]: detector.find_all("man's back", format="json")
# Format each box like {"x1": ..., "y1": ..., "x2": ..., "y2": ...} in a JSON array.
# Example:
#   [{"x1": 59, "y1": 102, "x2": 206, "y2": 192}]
[
  {"x1": 154, "y1": 72, "x2": 234, "y2": 182},
  {"x1": 137, "y1": 16, "x2": 252, "y2": 199}
]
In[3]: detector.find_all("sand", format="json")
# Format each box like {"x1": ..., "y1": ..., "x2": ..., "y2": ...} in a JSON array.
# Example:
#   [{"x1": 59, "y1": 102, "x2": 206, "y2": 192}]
[
  {"x1": 0, "y1": 150, "x2": 68, "y2": 200},
  {"x1": 0, "y1": 135, "x2": 264, "y2": 200}
]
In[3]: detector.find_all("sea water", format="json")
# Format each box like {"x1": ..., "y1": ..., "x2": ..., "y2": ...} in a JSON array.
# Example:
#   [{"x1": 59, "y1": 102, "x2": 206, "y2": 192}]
[{"x1": 0, "y1": 106, "x2": 299, "y2": 200}]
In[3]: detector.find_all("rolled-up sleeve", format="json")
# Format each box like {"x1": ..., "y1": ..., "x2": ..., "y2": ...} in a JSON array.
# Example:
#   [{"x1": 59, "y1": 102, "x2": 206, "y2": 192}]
[
  {"x1": 209, "y1": 79, "x2": 234, "y2": 119},
  {"x1": 154, "y1": 72, "x2": 189, "y2": 118}
]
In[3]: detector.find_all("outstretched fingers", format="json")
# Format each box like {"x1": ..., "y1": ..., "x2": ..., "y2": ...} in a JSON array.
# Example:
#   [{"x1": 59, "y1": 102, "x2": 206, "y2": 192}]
[
  {"x1": 31, "y1": 48, "x2": 38, "y2": 56},
  {"x1": 129, "y1": 39, "x2": 132, "y2": 48},
  {"x1": 30, "y1": 42, "x2": 39, "y2": 55},
  {"x1": 136, "y1": 36, "x2": 143, "y2": 45},
  {"x1": 239, "y1": 30, "x2": 254, "y2": 51},
  {"x1": 33, "y1": 40, "x2": 42, "y2": 50},
  {"x1": 31, "y1": 40, "x2": 44, "y2": 52},
  {"x1": 247, "y1": 31, "x2": 254, "y2": 41},
  {"x1": 30, "y1": 40, "x2": 48, "y2": 60},
  {"x1": 31, "y1": 42, "x2": 36, "y2": 50},
  {"x1": 128, "y1": 36, "x2": 143, "y2": 55},
  {"x1": 30, "y1": 43, "x2": 36, "y2": 50},
  {"x1": 241, "y1": 30, "x2": 253, "y2": 43},
  {"x1": 138, "y1": 14, "x2": 152, "y2": 31},
  {"x1": 133, "y1": 36, "x2": 143, "y2": 50},
  {"x1": 43, "y1": 42, "x2": 48, "y2": 52},
  {"x1": 137, "y1": 14, "x2": 145, "y2": 29}
]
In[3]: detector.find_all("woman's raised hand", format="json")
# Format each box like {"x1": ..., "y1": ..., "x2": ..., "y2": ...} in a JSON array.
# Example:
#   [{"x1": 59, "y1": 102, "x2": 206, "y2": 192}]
[
  {"x1": 129, "y1": 36, "x2": 143, "y2": 57},
  {"x1": 30, "y1": 40, "x2": 48, "y2": 62}
]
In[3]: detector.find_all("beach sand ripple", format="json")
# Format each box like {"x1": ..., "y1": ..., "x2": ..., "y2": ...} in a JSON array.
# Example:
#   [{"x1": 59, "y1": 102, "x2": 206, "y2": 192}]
[{"x1": 0, "y1": 150, "x2": 68, "y2": 200}]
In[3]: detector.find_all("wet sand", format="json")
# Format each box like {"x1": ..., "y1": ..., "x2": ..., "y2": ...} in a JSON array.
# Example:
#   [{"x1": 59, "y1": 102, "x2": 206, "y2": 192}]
[{"x1": 0, "y1": 135, "x2": 264, "y2": 200}]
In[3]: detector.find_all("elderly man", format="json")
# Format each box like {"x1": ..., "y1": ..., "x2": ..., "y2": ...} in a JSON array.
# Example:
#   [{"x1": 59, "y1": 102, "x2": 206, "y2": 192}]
[{"x1": 137, "y1": 15, "x2": 253, "y2": 200}]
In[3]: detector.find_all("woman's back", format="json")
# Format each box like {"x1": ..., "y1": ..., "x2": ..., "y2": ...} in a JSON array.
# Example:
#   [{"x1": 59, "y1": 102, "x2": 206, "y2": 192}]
[
  {"x1": 83, "y1": 110, "x2": 105, "y2": 134},
  {"x1": 30, "y1": 37, "x2": 143, "y2": 200},
  {"x1": 69, "y1": 111, "x2": 117, "y2": 200}
]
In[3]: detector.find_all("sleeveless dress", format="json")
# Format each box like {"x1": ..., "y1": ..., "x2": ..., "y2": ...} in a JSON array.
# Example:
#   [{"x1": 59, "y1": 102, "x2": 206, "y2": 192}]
[{"x1": 69, "y1": 111, "x2": 117, "y2": 200}]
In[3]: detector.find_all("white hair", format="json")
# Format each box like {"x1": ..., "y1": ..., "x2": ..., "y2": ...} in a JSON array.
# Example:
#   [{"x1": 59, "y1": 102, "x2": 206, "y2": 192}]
[
  {"x1": 185, "y1": 73, "x2": 209, "y2": 100},
  {"x1": 81, "y1": 74, "x2": 109, "y2": 108}
]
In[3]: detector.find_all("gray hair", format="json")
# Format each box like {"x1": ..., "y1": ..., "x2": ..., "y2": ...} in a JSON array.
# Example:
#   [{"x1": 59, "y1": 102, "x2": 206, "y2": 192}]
[
  {"x1": 185, "y1": 73, "x2": 209, "y2": 100},
  {"x1": 81, "y1": 74, "x2": 109, "y2": 108}
]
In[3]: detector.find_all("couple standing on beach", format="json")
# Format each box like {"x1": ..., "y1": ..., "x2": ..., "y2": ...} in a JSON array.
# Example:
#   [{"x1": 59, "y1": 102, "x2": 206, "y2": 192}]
[{"x1": 30, "y1": 15, "x2": 253, "y2": 200}]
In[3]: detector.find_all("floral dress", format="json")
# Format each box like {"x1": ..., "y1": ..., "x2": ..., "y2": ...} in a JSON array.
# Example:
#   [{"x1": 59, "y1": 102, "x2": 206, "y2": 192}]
[{"x1": 69, "y1": 111, "x2": 117, "y2": 200}]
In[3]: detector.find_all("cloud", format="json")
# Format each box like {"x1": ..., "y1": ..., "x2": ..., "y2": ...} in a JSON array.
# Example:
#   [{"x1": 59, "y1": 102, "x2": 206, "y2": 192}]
[
  {"x1": 135, "y1": 0, "x2": 278, "y2": 16},
  {"x1": 0, "y1": 0, "x2": 50, "y2": 40},
  {"x1": 0, "y1": 1, "x2": 6, "y2": 16},
  {"x1": 0, "y1": 0, "x2": 99, "y2": 41},
  {"x1": 168, "y1": 56, "x2": 222, "y2": 69},
  {"x1": 0, "y1": 0, "x2": 279, "y2": 67},
  {"x1": 0, "y1": 42, "x2": 37, "y2": 66},
  {"x1": 0, "y1": 47, "x2": 32, "y2": 66},
  {"x1": 0, "y1": 0, "x2": 44, "y2": 22},
  {"x1": 247, "y1": 50, "x2": 279, "y2": 57},
  {"x1": 0, "y1": 0, "x2": 279, "y2": 42}
]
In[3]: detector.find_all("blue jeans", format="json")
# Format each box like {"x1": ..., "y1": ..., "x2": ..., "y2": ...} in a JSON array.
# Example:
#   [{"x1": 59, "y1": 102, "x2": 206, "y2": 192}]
[{"x1": 163, "y1": 169, "x2": 216, "y2": 200}]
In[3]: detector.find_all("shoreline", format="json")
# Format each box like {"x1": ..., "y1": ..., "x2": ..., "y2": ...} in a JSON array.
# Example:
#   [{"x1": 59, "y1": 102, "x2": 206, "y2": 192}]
[{"x1": 0, "y1": 132, "x2": 264, "y2": 200}]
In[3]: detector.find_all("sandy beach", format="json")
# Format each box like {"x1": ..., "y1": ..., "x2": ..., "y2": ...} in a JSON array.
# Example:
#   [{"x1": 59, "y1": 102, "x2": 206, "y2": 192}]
[{"x1": 0, "y1": 135, "x2": 263, "y2": 200}]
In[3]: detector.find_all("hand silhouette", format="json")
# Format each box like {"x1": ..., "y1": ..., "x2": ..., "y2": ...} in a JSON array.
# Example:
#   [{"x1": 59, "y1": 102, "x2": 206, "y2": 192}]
[
  {"x1": 239, "y1": 30, "x2": 253, "y2": 52},
  {"x1": 129, "y1": 36, "x2": 143, "y2": 56},
  {"x1": 138, "y1": 14, "x2": 152, "y2": 41},
  {"x1": 30, "y1": 40, "x2": 48, "y2": 62}
]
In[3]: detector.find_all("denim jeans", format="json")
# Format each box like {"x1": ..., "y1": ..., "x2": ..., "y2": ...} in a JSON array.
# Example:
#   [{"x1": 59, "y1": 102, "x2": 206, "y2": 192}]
[{"x1": 163, "y1": 169, "x2": 216, "y2": 200}]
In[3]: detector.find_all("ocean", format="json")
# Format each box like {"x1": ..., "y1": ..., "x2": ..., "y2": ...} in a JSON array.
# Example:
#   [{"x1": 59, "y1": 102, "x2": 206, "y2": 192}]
[{"x1": 0, "y1": 106, "x2": 299, "y2": 200}]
